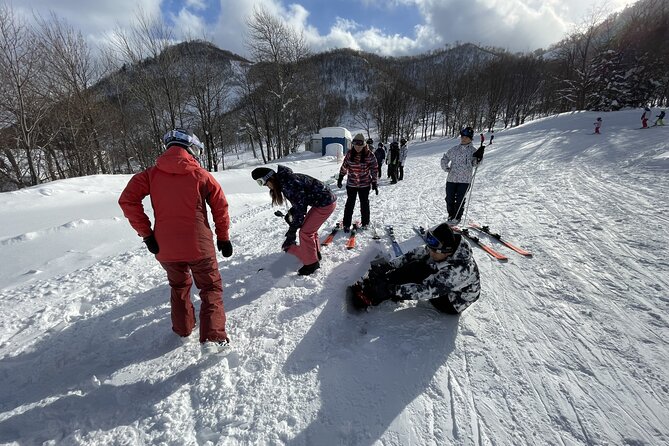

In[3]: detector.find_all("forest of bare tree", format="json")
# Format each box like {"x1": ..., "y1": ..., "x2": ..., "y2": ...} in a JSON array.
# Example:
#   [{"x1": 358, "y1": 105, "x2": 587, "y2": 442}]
[{"x1": 0, "y1": 0, "x2": 667, "y2": 191}]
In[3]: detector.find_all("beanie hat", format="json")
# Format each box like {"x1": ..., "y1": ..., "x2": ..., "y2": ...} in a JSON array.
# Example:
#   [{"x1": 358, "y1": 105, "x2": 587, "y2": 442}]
[
  {"x1": 426, "y1": 223, "x2": 457, "y2": 254},
  {"x1": 353, "y1": 133, "x2": 365, "y2": 143},
  {"x1": 251, "y1": 167, "x2": 275, "y2": 185},
  {"x1": 366, "y1": 138, "x2": 373, "y2": 144}
]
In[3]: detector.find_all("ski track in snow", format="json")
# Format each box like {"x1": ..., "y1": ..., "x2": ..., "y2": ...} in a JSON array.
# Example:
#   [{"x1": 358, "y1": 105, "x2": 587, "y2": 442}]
[{"x1": 0, "y1": 110, "x2": 668, "y2": 445}]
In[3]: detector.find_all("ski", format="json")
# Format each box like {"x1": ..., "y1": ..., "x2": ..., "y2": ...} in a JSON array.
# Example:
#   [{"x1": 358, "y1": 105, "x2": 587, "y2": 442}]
[
  {"x1": 467, "y1": 223, "x2": 532, "y2": 257},
  {"x1": 345, "y1": 223, "x2": 359, "y2": 250},
  {"x1": 452, "y1": 227, "x2": 508, "y2": 261},
  {"x1": 386, "y1": 225, "x2": 403, "y2": 256},
  {"x1": 321, "y1": 222, "x2": 342, "y2": 246}
]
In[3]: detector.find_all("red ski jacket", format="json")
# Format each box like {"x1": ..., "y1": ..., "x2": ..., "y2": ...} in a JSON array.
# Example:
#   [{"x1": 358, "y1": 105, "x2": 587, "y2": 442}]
[{"x1": 119, "y1": 146, "x2": 230, "y2": 262}]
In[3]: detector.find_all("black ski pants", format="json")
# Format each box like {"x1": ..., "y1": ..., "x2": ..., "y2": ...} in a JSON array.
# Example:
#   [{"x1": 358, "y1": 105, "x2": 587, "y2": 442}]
[
  {"x1": 445, "y1": 182, "x2": 470, "y2": 220},
  {"x1": 398, "y1": 164, "x2": 404, "y2": 181},
  {"x1": 343, "y1": 186, "x2": 371, "y2": 229}
]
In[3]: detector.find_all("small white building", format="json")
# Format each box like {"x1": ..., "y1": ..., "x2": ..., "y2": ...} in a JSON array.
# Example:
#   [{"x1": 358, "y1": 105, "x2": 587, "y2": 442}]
[{"x1": 306, "y1": 127, "x2": 352, "y2": 156}]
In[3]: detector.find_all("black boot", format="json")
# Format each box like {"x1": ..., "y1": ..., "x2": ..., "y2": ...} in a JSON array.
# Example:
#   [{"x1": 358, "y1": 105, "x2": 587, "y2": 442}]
[{"x1": 298, "y1": 261, "x2": 320, "y2": 276}]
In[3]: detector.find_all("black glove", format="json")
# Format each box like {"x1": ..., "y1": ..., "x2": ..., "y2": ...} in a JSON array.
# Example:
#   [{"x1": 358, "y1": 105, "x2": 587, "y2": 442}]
[
  {"x1": 143, "y1": 234, "x2": 159, "y2": 254},
  {"x1": 371, "y1": 182, "x2": 378, "y2": 195},
  {"x1": 337, "y1": 174, "x2": 344, "y2": 189},
  {"x1": 473, "y1": 146, "x2": 485, "y2": 163},
  {"x1": 282, "y1": 233, "x2": 296, "y2": 251},
  {"x1": 217, "y1": 240, "x2": 233, "y2": 257}
]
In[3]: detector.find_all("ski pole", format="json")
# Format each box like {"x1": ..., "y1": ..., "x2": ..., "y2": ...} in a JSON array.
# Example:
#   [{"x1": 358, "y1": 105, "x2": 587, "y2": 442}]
[{"x1": 457, "y1": 163, "x2": 479, "y2": 225}]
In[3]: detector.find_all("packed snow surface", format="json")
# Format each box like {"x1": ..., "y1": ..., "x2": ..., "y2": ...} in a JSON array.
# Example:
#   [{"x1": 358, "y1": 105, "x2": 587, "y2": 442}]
[{"x1": 0, "y1": 110, "x2": 667, "y2": 445}]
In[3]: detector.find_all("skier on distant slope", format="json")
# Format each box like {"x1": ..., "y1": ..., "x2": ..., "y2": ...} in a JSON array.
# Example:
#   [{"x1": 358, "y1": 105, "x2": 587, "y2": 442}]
[
  {"x1": 252, "y1": 165, "x2": 336, "y2": 276},
  {"x1": 337, "y1": 133, "x2": 378, "y2": 231},
  {"x1": 441, "y1": 127, "x2": 484, "y2": 225},
  {"x1": 118, "y1": 128, "x2": 232, "y2": 355},
  {"x1": 594, "y1": 117, "x2": 602, "y2": 134},
  {"x1": 654, "y1": 110, "x2": 665, "y2": 126},
  {"x1": 349, "y1": 222, "x2": 480, "y2": 313},
  {"x1": 641, "y1": 107, "x2": 650, "y2": 128}
]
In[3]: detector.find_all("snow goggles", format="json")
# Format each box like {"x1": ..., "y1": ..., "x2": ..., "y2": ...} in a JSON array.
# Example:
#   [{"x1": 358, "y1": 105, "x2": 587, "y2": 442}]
[
  {"x1": 256, "y1": 171, "x2": 275, "y2": 186},
  {"x1": 352, "y1": 139, "x2": 365, "y2": 146},
  {"x1": 425, "y1": 230, "x2": 453, "y2": 254}
]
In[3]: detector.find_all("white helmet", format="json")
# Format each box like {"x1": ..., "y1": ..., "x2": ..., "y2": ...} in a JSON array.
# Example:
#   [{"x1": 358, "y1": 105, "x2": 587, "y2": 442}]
[{"x1": 162, "y1": 128, "x2": 204, "y2": 157}]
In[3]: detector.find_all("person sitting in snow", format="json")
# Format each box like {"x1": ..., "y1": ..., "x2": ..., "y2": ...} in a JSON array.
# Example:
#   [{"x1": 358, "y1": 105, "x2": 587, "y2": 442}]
[
  {"x1": 654, "y1": 110, "x2": 665, "y2": 126},
  {"x1": 349, "y1": 222, "x2": 480, "y2": 314},
  {"x1": 118, "y1": 128, "x2": 232, "y2": 354},
  {"x1": 252, "y1": 165, "x2": 336, "y2": 276},
  {"x1": 594, "y1": 117, "x2": 602, "y2": 134}
]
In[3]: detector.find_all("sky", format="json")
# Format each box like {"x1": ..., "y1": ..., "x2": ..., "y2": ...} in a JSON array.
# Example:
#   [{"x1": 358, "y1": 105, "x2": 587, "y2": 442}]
[
  {"x1": 12, "y1": 0, "x2": 637, "y2": 58},
  {"x1": 0, "y1": 108, "x2": 668, "y2": 444}
]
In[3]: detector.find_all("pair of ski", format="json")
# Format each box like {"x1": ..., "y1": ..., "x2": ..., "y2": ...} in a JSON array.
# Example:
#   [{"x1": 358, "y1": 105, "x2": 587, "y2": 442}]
[
  {"x1": 414, "y1": 224, "x2": 531, "y2": 262},
  {"x1": 322, "y1": 222, "x2": 359, "y2": 250}
]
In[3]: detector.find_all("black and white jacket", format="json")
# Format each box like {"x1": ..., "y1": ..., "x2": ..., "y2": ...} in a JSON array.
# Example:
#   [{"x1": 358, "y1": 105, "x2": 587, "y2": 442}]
[{"x1": 390, "y1": 236, "x2": 481, "y2": 312}]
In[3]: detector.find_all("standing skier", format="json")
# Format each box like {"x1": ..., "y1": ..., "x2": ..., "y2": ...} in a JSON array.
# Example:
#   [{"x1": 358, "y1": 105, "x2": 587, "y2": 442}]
[
  {"x1": 641, "y1": 108, "x2": 650, "y2": 128},
  {"x1": 489, "y1": 130, "x2": 494, "y2": 145},
  {"x1": 654, "y1": 110, "x2": 665, "y2": 126},
  {"x1": 594, "y1": 117, "x2": 602, "y2": 134},
  {"x1": 398, "y1": 138, "x2": 408, "y2": 181},
  {"x1": 388, "y1": 141, "x2": 401, "y2": 184},
  {"x1": 349, "y1": 222, "x2": 480, "y2": 313},
  {"x1": 374, "y1": 142, "x2": 386, "y2": 178},
  {"x1": 119, "y1": 128, "x2": 233, "y2": 354},
  {"x1": 252, "y1": 165, "x2": 336, "y2": 276},
  {"x1": 441, "y1": 127, "x2": 484, "y2": 225},
  {"x1": 480, "y1": 133, "x2": 485, "y2": 146},
  {"x1": 337, "y1": 133, "x2": 378, "y2": 231}
]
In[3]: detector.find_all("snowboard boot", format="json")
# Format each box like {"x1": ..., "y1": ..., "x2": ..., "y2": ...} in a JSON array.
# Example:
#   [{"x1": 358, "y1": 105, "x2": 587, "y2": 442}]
[
  {"x1": 201, "y1": 339, "x2": 230, "y2": 355},
  {"x1": 298, "y1": 261, "x2": 320, "y2": 276}
]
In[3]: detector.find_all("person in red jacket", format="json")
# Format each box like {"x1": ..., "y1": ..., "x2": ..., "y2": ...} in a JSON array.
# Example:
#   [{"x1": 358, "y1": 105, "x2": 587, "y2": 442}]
[{"x1": 118, "y1": 128, "x2": 233, "y2": 355}]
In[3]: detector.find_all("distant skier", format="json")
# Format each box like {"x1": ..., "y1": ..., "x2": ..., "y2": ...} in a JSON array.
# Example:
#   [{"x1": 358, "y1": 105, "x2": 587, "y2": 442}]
[
  {"x1": 252, "y1": 165, "x2": 336, "y2": 276},
  {"x1": 388, "y1": 141, "x2": 401, "y2": 184},
  {"x1": 489, "y1": 130, "x2": 494, "y2": 145},
  {"x1": 480, "y1": 133, "x2": 485, "y2": 146},
  {"x1": 119, "y1": 128, "x2": 232, "y2": 354},
  {"x1": 374, "y1": 142, "x2": 386, "y2": 178},
  {"x1": 594, "y1": 117, "x2": 602, "y2": 134},
  {"x1": 654, "y1": 110, "x2": 665, "y2": 126},
  {"x1": 348, "y1": 222, "x2": 480, "y2": 313},
  {"x1": 440, "y1": 127, "x2": 484, "y2": 225},
  {"x1": 398, "y1": 138, "x2": 408, "y2": 181},
  {"x1": 641, "y1": 108, "x2": 650, "y2": 128},
  {"x1": 338, "y1": 133, "x2": 379, "y2": 231}
]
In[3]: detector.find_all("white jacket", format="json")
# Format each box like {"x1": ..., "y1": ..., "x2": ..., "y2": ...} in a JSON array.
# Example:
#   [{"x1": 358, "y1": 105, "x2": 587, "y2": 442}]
[{"x1": 440, "y1": 143, "x2": 477, "y2": 183}]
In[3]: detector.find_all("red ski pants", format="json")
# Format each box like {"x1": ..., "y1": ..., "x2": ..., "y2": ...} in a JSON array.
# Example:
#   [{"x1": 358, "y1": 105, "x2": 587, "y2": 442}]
[
  {"x1": 287, "y1": 202, "x2": 336, "y2": 265},
  {"x1": 160, "y1": 256, "x2": 228, "y2": 343}
]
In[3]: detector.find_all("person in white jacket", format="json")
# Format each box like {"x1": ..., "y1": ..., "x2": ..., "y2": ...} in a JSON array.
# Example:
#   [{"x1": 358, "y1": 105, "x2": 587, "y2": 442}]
[
  {"x1": 398, "y1": 138, "x2": 408, "y2": 180},
  {"x1": 440, "y1": 127, "x2": 483, "y2": 225}
]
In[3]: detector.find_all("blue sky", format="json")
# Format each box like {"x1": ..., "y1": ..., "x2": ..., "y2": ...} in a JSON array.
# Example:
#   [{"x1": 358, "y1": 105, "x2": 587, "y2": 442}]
[{"x1": 14, "y1": 0, "x2": 636, "y2": 58}]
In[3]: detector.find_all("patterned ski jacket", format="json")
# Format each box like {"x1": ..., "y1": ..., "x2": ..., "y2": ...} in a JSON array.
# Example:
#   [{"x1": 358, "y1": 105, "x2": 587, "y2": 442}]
[
  {"x1": 399, "y1": 143, "x2": 408, "y2": 165},
  {"x1": 339, "y1": 147, "x2": 378, "y2": 188},
  {"x1": 390, "y1": 237, "x2": 480, "y2": 313},
  {"x1": 441, "y1": 142, "x2": 478, "y2": 183},
  {"x1": 118, "y1": 146, "x2": 230, "y2": 262},
  {"x1": 276, "y1": 165, "x2": 336, "y2": 233}
]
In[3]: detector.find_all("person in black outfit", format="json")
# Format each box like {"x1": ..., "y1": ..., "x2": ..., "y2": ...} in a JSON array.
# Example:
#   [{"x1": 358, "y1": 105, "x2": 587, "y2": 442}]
[
  {"x1": 388, "y1": 141, "x2": 400, "y2": 184},
  {"x1": 374, "y1": 142, "x2": 386, "y2": 178}
]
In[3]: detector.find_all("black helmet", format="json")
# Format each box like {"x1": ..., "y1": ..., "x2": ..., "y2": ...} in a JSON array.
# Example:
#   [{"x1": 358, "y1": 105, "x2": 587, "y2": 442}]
[
  {"x1": 400, "y1": 138, "x2": 407, "y2": 145},
  {"x1": 378, "y1": 142, "x2": 383, "y2": 147},
  {"x1": 366, "y1": 138, "x2": 373, "y2": 144},
  {"x1": 460, "y1": 127, "x2": 474, "y2": 139},
  {"x1": 425, "y1": 223, "x2": 457, "y2": 254}
]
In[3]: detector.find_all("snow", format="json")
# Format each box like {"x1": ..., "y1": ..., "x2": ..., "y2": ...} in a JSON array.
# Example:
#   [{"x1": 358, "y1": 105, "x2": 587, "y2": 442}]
[{"x1": 1, "y1": 109, "x2": 668, "y2": 445}]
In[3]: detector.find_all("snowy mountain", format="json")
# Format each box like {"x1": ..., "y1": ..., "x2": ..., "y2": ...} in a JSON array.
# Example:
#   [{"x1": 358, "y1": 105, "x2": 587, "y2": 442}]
[{"x1": 0, "y1": 109, "x2": 668, "y2": 445}]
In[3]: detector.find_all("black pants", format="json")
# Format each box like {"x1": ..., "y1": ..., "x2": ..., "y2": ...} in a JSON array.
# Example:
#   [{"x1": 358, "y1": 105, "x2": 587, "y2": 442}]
[
  {"x1": 445, "y1": 182, "x2": 470, "y2": 220},
  {"x1": 389, "y1": 163, "x2": 398, "y2": 183},
  {"x1": 343, "y1": 186, "x2": 371, "y2": 228},
  {"x1": 398, "y1": 164, "x2": 404, "y2": 181}
]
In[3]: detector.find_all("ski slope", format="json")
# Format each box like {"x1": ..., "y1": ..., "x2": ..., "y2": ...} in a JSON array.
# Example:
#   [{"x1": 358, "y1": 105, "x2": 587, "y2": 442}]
[{"x1": 0, "y1": 109, "x2": 667, "y2": 445}]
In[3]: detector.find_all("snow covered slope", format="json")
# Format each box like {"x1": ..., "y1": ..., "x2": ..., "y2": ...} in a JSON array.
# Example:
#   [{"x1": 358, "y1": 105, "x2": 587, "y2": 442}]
[{"x1": 0, "y1": 109, "x2": 667, "y2": 445}]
